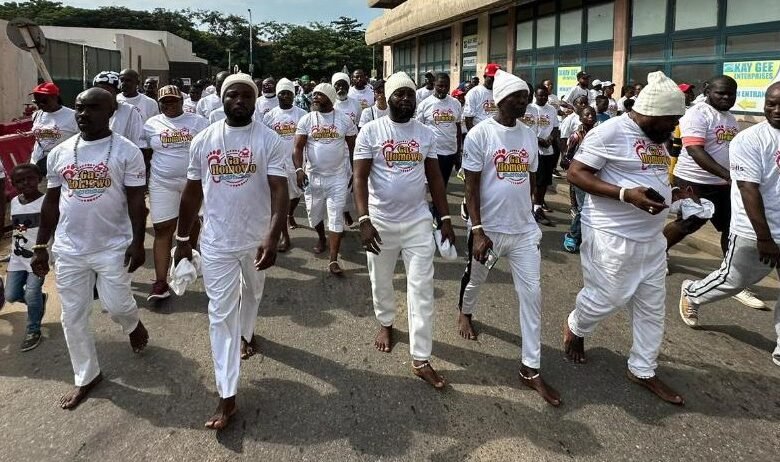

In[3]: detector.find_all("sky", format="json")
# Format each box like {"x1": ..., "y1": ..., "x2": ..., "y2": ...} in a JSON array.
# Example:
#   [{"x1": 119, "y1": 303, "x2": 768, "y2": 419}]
[{"x1": 62, "y1": 0, "x2": 385, "y2": 28}]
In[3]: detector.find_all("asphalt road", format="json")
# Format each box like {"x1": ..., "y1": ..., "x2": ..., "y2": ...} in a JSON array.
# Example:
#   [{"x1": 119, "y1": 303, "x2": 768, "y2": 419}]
[{"x1": 0, "y1": 178, "x2": 778, "y2": 461}]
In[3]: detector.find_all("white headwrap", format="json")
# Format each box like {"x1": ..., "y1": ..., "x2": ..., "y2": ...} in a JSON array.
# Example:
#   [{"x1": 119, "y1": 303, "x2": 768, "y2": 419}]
[
  {"x1": 312, "y1": 83, "x2": 337, "y2": 105},
  {"x1": 276, "y1": 78, "x2": 295, "y2": 95},
  {"x1": 221, "y1": 73, "x2": 258, "y2": 101},
  {"x1": 492, "y1": 69, "x2": 530, "y2": 105},
  {"x1": 384, "y1": 71, "x2": 416, "y2": 99},
  {"x1": 331, "y1": 72, "x2": 350, "y2": 86},
  {"x1": 633, "y1": 71, "x2": 686, "y2": 116}
]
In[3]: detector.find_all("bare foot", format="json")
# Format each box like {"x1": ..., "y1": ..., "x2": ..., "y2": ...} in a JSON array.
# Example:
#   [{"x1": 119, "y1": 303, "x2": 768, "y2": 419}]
[
  {"x1": 374, "y1": 325, "x2": 393, "y2": 353},
  {"x1": 412, "y1": 361, "x2": 447, "y2": 389},
  {"x1": 205, "y1": 396, "x2": 237, "y2": 430},
  {"x1": 563, "y1": 321, "x2": 586, "y2": 363},
  {"x1": 129, "y1": 321, "x2": 149, "y2": 353},
  {"x1": 241, "y1": 335, "x2": 258, "y2": 360},
  {"x1": 60, "y1": 373, "x2": 103, "y2": 410},
  {"x1": 313, "y1": 239, "x2": 326, "y2": 254},
  {"x1": 626, "y1": 371, "x2": 684, "y2": 405},
  {"x1": 519, "y1": 365, "x2": 561, "y2": 407},
  {"x1": 277, "y1": 236, "x2": 290, "y2": 253},
  {"x1": 288, "y1": 216, "x2": 298, "y2": 229},
  {"x1": 457, "y1": 312, "x2": 478, "y2": 340},
  {"x1": 328, "y1": 260, "x2": 344, "y2": 277}
]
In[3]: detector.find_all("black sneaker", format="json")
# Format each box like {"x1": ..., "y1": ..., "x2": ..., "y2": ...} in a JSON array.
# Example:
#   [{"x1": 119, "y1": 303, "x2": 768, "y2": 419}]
[
  {"x1": 534, "y1": 208, "x2": 552, "y2": 226},
  {"x1": 552, "y1": 169, "x2": 564, "y2": 179},
  {"x1": 541, "y1": 202, "x2": 553, "y2": 213},
  {"x1": 20, "y1": 331, "x2": 42, "y2": 352}
]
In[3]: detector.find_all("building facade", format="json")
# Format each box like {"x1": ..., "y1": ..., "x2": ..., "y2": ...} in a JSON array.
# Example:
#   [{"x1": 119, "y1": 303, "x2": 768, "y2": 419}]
[{"x1": 366, "y1": 0, "x2": 780, "y2": 119}]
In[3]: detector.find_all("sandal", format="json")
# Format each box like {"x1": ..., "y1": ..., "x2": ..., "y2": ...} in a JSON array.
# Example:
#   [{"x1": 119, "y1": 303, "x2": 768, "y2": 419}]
[
  {"x1": 328, "y1": 260, "x2": 344, "y2": 276},
  {"x1": 412, "y1": 361, "x2": 447, "y2": 389}
]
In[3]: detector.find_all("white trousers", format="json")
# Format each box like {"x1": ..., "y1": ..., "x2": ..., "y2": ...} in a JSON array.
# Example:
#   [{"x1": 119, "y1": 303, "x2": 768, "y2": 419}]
[
  {"x1": 567, "y1": 225, "x2": 667, "y2": 378},
  {"x1": 304, "y1": 172, "x2": 347, "y2": 233},
  {"x1": 56, "y1": 250, "x2": 140, "y2": 386},
  {"x1": 367, "y1": 216, "x2": 435, "y2": 361},
  {"x1": 459, "y1": 228, "x2": 543, "y2": 369},
  {"x1": 201, "y1": 248, "x2": 266, "y2": 398}
]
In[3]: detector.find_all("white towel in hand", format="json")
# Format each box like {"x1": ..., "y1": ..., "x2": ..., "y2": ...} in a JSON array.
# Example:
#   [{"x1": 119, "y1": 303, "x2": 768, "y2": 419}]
[
  {"x1": 168, "y1": 248, "x2": 202, "y2": 296},
  {"x1": 669, "y1": 198, "x2": 715, "y2": 220},
  {"x1": 434, "y1": 229, "x2": 458, "y2": 260}
]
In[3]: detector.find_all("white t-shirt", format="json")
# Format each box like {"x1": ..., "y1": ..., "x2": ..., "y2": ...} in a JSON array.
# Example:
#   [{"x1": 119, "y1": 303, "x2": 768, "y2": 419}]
[
  {"x1": 183, "y1": 97, "x2": 198, "y2": 114},
  {"x1": 606, "y1": 97, "x2": 618, "y2": 117},
  {"x1": 728, "y1": 121, "x2": 780, "y2": 242},
  {"x1": 415, "y1": 94, "x2": 462, "y2": 156},
  {"x1": 359, "y1": 106, "x2": 388, "y2": 128},
  {"x1": 143, "y1": 112, "x2": 208, "y2": 189},
  {"x1": 30, "y1": 107, "x2": 78, "y2": 163},
  {"x1": 187, "y1": 120, "x2": 286, "y2": 253},
  {"x1": 462, "y1": 118, "x2": 539, "y2": 235},
  {"x1": 530, "y1": 102, "x2": 559, "y2": 155},
  {"x1": 416, "y1": 87, "x2": 434, "y2": 104},
  {"x1": 618, "y1": 96, "x2": 635, "y2": 113},
  {"x1": 116, "y1": 93, "x2": 159, "y2": 121},
  {"x1": 8, "y1": 195, "x2": 44, "y2": 272},
  {"x1": 355, "y1": 117, "x2": 437, "y2": 223},
  {"x1": 196, "y1": 93, "x2": 221, "y2": 119},
  {"x1": 348, "y1": 86, "x2": 375, "y2": 111},
  {"x1": 673, "y1": 102, "x2": 739, "y2": 185},
  {"x1": 204, "y1": 85, "x2": 216, "y2": 96},
  {"x1": 463, "y1": 85, "x2": 497, "y2": 126},
  {"x1": 255, "y1": 96, "x2": 279, "y2": 118},
  {"x1": 520, "y1": 105, "x2": 538, "y2": 135},
  {"x1": 564, "y1": 86, "x2": 592, "y2": 105},
  {"x1": 547, "y1": 94, "x2": 562, "y2": 112},
  {"x1": 110, "y1": 101, "x2": 144, "y2": 148},
  {"x1": 575, "y1": 114, "x2": 672, "y2": 242},
  {"x1": 263, "y1": 105, "x2": 307, "y2": 172},
  {"x1": 296, "y1": 110, "x2": 357, "y2": 176},
  {"x1": 560, "y1": 112, "x2": 580, "y2": 140},
  {"x1": 209, "y1": 107, "x2": 227, "y2": 124},
  {"x1": 334, "y1": 97, "x2": 363, "y2": 127},
  {"x1": 47, "y1": 133, "x2": 147, "y2": 255}
]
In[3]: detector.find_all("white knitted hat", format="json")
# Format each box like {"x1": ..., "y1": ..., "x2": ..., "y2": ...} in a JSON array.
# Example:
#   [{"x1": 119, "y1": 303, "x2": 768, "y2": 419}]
[
  {"x1": 276, "y1": 78, "x2": 295, "y2": 95},
  {"x1": 633, "y1": 71, "x2": 686, "y2": 116},
  {"x1": 385, "y1": 71, "x2": 416, "y2": 99},
  {"x1": 313, "y1": 83, "x2": 337, "y2": 104},
  {"x1": 221, "y1": 73, "x2": 258, "y2": 101},
  {"x1": 492, "y1": 69, "x2": 529, "y2": 105},
  {"x1": 331, "y1": 72, "x2": 350, "y2": 86}
]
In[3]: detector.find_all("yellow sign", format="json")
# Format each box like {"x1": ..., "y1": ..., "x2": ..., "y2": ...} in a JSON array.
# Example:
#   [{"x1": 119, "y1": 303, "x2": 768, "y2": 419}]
[
  {"x1": 723, "y1": 60, "x2": 780, "y2": 113},
  {"x1": 557, "y1": 66, "x2": 581, "y2": 99}
]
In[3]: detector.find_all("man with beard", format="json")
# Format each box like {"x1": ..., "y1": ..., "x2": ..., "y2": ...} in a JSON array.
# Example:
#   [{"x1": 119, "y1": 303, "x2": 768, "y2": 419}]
[
  {"x1": 263, "y1": 78, "x2": 307, "y2": 252},
  {"x1": 255, "y1": 77, "x2": 279, "y2": 118},
  {"x1": 457, "y1": 70, "x2": 560, "y2": 406},
  {"x1": 416, "y1": 73, "x2": 462, "y2": 189},
  {"x1": 349, "y1": 68, "x2": 375, "y2": 111},
  {"x1": 117, "y1": 69, "x2": 159, "y2": 121},
  {"x1": 293, "y1": 83, "x2": 357, "y2": 275},
  {"x1": 143, "y1": 77, "x2": 158, "y2": 99},
  {"x1": 354, "y1": 71, "x2": 456, "y2": 389},
  {"x1": 31, "y1": 88, "x2": 149, "y2": 409},
  {"x1": 174, "y1": 73, "x2": 287, "y2": 429},
  {"x1": 679, "y1": 83, "x2": 780, "y2": 367},
  {"x1": 332, "y1": 72, "x2": 363, "y2": 127},
  {"x1": 197, "y1": 71, "x2": 230, "y2": 119},
  {"x1": 92, "y1": 71, "x2": 144, "y2": 148},
  {"x1": 463, "y1": 64, "x2": 499, "y2": 130},
  {"x1": 564, "y1": 71, "x2": 688, "y2": 405},
  {"x1": 416, "y1": 72, "x2": 435, "y2": 104}
]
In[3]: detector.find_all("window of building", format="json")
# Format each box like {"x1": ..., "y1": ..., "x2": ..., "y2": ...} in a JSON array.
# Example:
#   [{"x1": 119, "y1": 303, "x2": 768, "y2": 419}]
[
  {"x1": 671, "y1": 63, "x2": 719, "y2": 89},
  {"x1": 489, "y1": 12, "x2": 509, "y2": 67},
  {"x1": 461, "y1": 19, "x2": 478, "y2": 83},
  {"x1": 672, "y1": 37, "x2": 717, "y2": 58},
  {"x1": 726, "y1": 30, "x2": 780, "y2": 54},
  {"x1": 516, "y1": 20, "x2": 533, "y2": 50},
  {"x1": 726, "y1": 0, "x2": 780, "y2": 26},
  {"x1": 392, "y1": 39, "x2": 415, "y2": 77},
  {"x1": 418, "y1": 29, "x2": 451, "y2": 84},
  {"x1": 632, "y1": 0, "x2": 667, "y2": 36},
  {"x1": 675, "y1": 0, "x2": 718, "y2": 30},
  {"x1": 559, "y1": 9, "x2": 582, "y2": 46},
  {"x1": 588, "y1": 2, "x2": 614, "y2": 42},
  {"x1": 536, "y1": 15, "x2": 556, "y2": 48},
  {"x1": 629, "y1": 63, "x2": 665, "y2": 85}
]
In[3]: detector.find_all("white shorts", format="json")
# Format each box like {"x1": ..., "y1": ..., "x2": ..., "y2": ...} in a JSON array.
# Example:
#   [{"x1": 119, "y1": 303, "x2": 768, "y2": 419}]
[
  {"x1": 304, "y1": 173, "x2": 348, "y2": 233},
  {"x1": 149, "y1": 176, "x2": 186, "y2": 224}
]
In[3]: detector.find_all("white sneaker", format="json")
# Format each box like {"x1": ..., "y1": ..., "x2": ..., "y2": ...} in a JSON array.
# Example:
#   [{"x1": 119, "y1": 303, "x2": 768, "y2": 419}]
[
  {"x1": 679, "y1": 280, "x2": 699, "y2": 327},
  {"x1": 773, "y1": 354, "x2": 780, "y2": 367},
  {"x1": 732, "y1": 289, "x2": 766, "y2": 310}
]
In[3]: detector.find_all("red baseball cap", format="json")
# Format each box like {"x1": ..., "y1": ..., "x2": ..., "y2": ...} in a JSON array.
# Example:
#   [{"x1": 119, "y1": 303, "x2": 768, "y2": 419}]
[
  {"x1": 30, "y1": 82, "x2": 60, "y2": 96},
  {"x1": 484, "y1": 63, "x2": 501, "y2": 77},
  {"x1": 678, "y1": 83, "x2": 694, "y2": 92},
  {"x1": 451, "y1": 88, "x2": 465, "y2": 97}
]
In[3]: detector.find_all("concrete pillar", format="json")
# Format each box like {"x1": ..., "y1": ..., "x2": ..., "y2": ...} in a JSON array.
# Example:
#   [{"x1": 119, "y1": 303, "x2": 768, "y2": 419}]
[
  {"x1": 450, "y1": 23, "x2": 462, "y2": 91},
  {"x1": 383, "y1": 45, "x2": 392, "y2": 78},
  {"x1": 414, "y1": 35, "x2": 421, "y2": 83},
  {"x1": 612, "y1": 0, "x2": 629, "y2": 91},
  {"x1": 476, "y1": 12, "x2": 490, "y2": 76},
  {"x1": 506, "y1": 7, "x2": 516, "y2": 74}
]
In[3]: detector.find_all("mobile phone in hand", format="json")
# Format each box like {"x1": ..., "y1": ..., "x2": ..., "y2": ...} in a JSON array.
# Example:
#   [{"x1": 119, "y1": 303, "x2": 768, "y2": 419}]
[
  {"x1": 484, "y1": 248, "x2": 499, "y2": 270},
  {"x1": 645, "y1": 188, "x2": 665, "y2": 203}
]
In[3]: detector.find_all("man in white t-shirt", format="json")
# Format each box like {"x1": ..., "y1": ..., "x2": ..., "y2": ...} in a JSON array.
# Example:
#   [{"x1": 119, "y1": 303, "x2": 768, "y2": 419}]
[
  {"x1": 564, "y1": 71, "x2": 688, "y2": 405},
  {"x1": 174, "y1": 73, "x2": 288, "y2": 430},
  {"x1": 263, "y1": 78, "x2": 307, "y2": 252},
  {"x1": 293, "y1": 83, "x2": 357, "y2": 275},
  {"x1": 602, "y1": 81, "x2": 618, "y2": 117},
  {"x1": 458, "y1": 69, "x2": 560, "y2": 406},
  {"x1": 416, "y1": 73, "x2": 463, "y2": 189},
  {"x1": 354, "y1": 71, "x2": 455, "y2": 389},
  {"x1": 563, "y1": 71, "x2": 593, "y2": 106},
  {"x1": 358, "y1": 79, "x2": 387, "y2": 129},
  {"x1": 142, "y1": 85, "x2": 209, "y2": 301},
  {"x1": 529, "y1": 86, "x2": 560, "y2": 226},
  {"x1": 679, "y1": 83, "x2": 780, "y2": 368},
  {"x1": 463, "y1": 63, "x2": 500, "y2": 130},
  {"x1": 92, "y1": 71, "x2": 144, "y2": 148},
  {"x1": 416, "y1": 72, "x2": 435, "y2": 104},
  {"x1": 197, "y1": 71, "x2": 230, "y2": 119},
  {"x1": 255, "y1": 77, "x2": 279, "y2": 117},
  {"x1": 29, "y1": 82, "x2": 78, "y2": 175},
  {"x1": 117, "y1": 69, "x2": 159, "y2": 121},
  {"x1": 349, "y1": 69, "x2": 375, "y2": 111},
  {"x1": 183, "y1": 80, "x2": 206, "y2": 114},
  {"x1": 31, "y1": 87, "x2": 149, "y2": 410},
  {"x1": 332, "y1": 73, "x2": 363, "y2": 127}
]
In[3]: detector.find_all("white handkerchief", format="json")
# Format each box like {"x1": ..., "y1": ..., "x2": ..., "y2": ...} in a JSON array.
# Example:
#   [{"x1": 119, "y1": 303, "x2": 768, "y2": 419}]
[
  {"x1": 669, "y1": 197, "x2": 715, "y2": 220},
  {"x1": 168, "y1": 248, "x2": 202, "y2": 296},
  {"x1": 434, "y1": 229, "x2": 458, "y2": 260}
]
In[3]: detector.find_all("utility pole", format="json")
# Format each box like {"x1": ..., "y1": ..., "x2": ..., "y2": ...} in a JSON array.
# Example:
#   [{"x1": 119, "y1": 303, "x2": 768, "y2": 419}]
[
  {"x1": 247, "y1": 9, "x2": 253, "y2": 76},
  {"x1": 227, "y1": 48, "x2": 231, "y2": 71}
]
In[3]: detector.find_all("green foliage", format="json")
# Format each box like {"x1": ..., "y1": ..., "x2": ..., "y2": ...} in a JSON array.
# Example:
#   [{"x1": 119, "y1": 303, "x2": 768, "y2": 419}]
[{"x1": 0, "y1": 1, "x2": 376, "y2": 78}]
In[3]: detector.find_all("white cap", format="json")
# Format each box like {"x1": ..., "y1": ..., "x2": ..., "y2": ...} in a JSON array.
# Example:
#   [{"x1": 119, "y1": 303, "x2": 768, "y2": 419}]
[
  {"x1": 312, "y1": 83, "x2": 337, "y2": 104},
  {"x1": 492, "y1": 69, "x2": 530, "y2": 105},
  {"x1": 221, "y1": 73, "x2": 258, "y2": 101},
  {"x1": 331, "y1": 72, "x2": 350, "y2": 86},
  {"x1": 633, "y1": 71, "x2": 686, "y2": 116},
  {"x1": 601, "y1": 80, "x2": 615, "y2": 87},
  {"x1": 384, "y1": 71, "x2": 416, "y2": 99},
  {"x1": 592, "y1": 79, "x2": 602, "y2": 87},
  {"x1": 276, "y1": 78, "x2": 295, "y2": 95}
]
